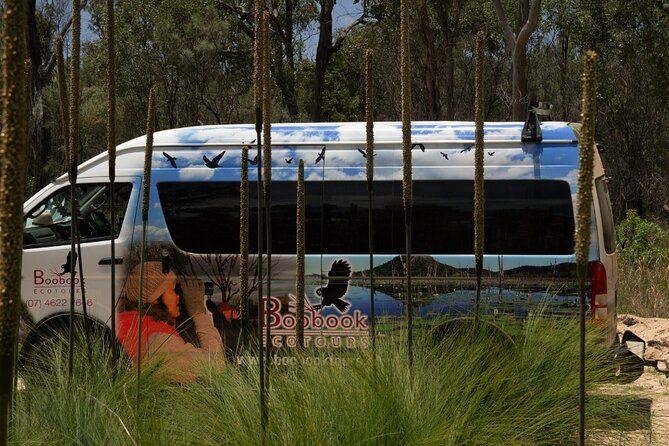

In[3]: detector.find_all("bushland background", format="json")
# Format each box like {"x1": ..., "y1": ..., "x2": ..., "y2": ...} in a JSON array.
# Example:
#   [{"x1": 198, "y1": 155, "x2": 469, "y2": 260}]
[
  {"x1": 0, "y1": 0, "x2": 665, "y2": 223},
  {"x1": 1, "y1": 3, "x2": 668, "y2": 444}
]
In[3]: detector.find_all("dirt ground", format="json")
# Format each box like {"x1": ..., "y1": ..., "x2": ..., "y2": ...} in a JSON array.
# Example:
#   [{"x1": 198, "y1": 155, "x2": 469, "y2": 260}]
[
  {"x1": 596, "y1": 367, "x2": 669, "y2": 445},
  {"x1": 618, "y1": 314, "x2": 669, "y2": 368},
  {"x1": 598, "y1": 315, "x2": 669, "y2": 445}
]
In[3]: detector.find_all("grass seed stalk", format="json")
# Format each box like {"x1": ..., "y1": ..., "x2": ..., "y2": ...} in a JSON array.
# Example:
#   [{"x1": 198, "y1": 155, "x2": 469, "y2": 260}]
[
  {"x1": 0, "y1": 1, "x2": 29, "y2": 444},
  {"x1": 576, "y1": 50, "x2": 598, "y2": 446}
]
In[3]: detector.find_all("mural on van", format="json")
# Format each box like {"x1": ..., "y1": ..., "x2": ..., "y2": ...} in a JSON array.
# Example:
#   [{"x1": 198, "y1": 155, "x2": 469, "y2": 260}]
[
  {"x1": 109, "y1": 121, "x2": 590, "y2": 358},
  {"x1": 115, "y1": 239, "x2": 580, "y2": 358}
]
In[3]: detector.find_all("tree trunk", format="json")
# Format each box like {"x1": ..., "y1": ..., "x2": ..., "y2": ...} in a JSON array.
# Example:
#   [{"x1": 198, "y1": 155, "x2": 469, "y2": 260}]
[
  {"x1": 435, "y1": 0, "x2": 462, "y2": 121},
  {"x1": 274, "y1": 0, "x2": 300, "y2": 119},
  {"x1": 491, "y1": 0, "x2": 541, "y2": 121},
  {"x1": 310, "y1": 0, "x2": 335, "y2": 122},
  {"x1": 416, "y1": 0, "x2": 440, "y2": 120},
  {"x1": 26, "y1": 0, "x2": 86, "y2": 193},
  {"x1": 512, "y1": 0, "x2": 530, "y2": 120},
  {"x1": 444, "y1": 34, "x2": 455, "y2": 120},
  {"x1": 27, "y1": 0, "x2": 50, "y2": 194},
  {"x1": 512, "y1": 46, "x2": 528, "y2": 120}
]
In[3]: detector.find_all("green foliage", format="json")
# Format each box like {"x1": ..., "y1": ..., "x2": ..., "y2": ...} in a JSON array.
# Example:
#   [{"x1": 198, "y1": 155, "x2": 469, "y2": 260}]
[
  {"x1": 11, "y1": 319, "x2": 650, "y2": 445},
  {"x1": 616, "y1": 209, "x2": 669, "y2": 264},
  {"x1": 21, "y1": 0, "x2": 669, "y2": 219},
  {"x1": 321, "y1": 31, "x2": 366, "y2": 121}
]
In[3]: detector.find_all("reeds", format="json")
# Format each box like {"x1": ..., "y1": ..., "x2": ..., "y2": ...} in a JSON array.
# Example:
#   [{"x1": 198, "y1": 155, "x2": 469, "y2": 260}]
[
  {"x1": 474, "y1": 31, "x2": 485, "y2": 322},
  {"x1": 575, "y1": 50, "x2": 598, "y2": 446},
  {"x1": 365, "y1": 48, "x2": 376, "y2": 350},
  {"x1": 253, "y1": 1, "x2": 268, "y2": 431},
  {"x1": 296, "y1": 160, "x2": 305, "y2": 348},
  {"x1": 106, "y1": 0, "x2": 119, "y2": 366},
  {"x1": 261, "y1": 10, "x2": 273, "y2": 391},
  {"x1": 136, "y1": 87, "x2": 156, "y2": 412},
  {"x1": 67, "y1": 0, "x2": 83, "y2": 379},
  {"x1": 400, "y1": 0, "x2": 413, "y2": 367},
  {"x1": 0, "y1": 1, "x2": 29, "y2": 443},
  {"x1": 240, "y1": 144, "x2": 250, "y2": 343}
]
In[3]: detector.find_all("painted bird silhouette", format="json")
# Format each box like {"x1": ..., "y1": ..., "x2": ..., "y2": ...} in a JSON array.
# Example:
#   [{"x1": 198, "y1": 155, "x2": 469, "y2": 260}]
[
  {"x1": 313, "y1": 259, "x2": 352, "y2": 313},
  {"x1": 315, "y1": 146, "x2": 326, "y2": 164},
  {"x1": 460, "y1": 144, "x2": 473, "y2": 153},
  {"x1": 488, "y1": 151, "x2": 495, "y2": 156},
  {"x1": 249, "y1": 155, "x2": 258, "y2": 166},
  {"x1": 203, "y1": 151, "x2": 226, "y2": 168},
  {"x1": 285, "y1": 157, "x2": 294, "y2": 164},
  {"x1": 440, "y1": 151, "x2": 449, "y2": 160},
  {"x1": 59, "y1": 251, "x2": 77, "y2": 277},
  {"x1": 412, "y1": 143, "x2": 426, "y2": 152},
  {"x1": 357, "y1": 148, "x2": 376, "y2": 158},
  {"x1": 163, "y1": 151, "x2": 177, "y2": 168}
]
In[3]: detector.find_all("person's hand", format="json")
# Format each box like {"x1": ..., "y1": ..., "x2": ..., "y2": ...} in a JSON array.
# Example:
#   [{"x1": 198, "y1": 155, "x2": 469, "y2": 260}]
[{"x1": 180, "y1": 277, "x2": 206, "y2": 316}]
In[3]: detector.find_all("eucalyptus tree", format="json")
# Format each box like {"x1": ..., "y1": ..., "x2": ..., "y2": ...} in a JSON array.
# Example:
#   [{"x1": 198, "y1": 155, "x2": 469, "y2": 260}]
[
  {"x1": 85, "y1": 0, "x2": 253, "y2": 143},
  {"x1": 219, "y1": 0, "x2": 369, "y2": 121},
  {"x1": 219, "y1": 0, "x2": 314, "y2": 120},
  {"x1": 25, "y1": 0, "x2": 89, "y2": 194},
  {"x1": 491, "y1": 0, "x2": 542, "y2": 120}
]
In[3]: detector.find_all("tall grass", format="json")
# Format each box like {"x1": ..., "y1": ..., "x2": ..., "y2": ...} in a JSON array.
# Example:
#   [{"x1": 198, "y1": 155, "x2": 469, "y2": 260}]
[
  {"x1": 11, "y1": 317, "x2": 649, "y2": 445},
  {"x1": 12, "y1": 329, "x2": 170, "y2": 445},
  {"x1": 617, "y1": 253, "x2": 669, "y2": 317},
  {"x1": 616, "y1": 211, "x2": 669, "y2": 317}
]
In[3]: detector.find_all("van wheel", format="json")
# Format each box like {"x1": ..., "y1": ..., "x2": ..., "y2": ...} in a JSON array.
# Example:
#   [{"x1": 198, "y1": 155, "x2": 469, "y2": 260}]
[
  {"x1": 21, "y1": 328, "x2": 71, "y2": 374},
  {"x1": 428, "y1": 317, "x2": 515, "y2": 350},
  {"x1": 20, "y1": 317, "x2": 117, "y2": 376}
]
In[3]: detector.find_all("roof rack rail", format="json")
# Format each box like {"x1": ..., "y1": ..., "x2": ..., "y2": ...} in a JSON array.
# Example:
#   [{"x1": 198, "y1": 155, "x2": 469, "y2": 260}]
[{"x1": 521, "y1": 101, "x2": 552, "y2": 143}]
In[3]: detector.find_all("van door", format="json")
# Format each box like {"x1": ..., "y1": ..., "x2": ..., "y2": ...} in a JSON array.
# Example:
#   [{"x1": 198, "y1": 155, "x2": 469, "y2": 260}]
[
  {"x1": 594, "y1": 176, "x2": 618, "y2": 342},
  {"x1": 22, "y1": 177, "x2": 140, "y2": 327}
]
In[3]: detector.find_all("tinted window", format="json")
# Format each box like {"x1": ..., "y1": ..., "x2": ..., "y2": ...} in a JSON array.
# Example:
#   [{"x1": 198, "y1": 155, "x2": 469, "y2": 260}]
[
  {"x1": 158, "y1": 180, "x2": 574, "y2": 255},
  {"x1": 24, "y1": 183, "x2": 133, "y2": 248}
]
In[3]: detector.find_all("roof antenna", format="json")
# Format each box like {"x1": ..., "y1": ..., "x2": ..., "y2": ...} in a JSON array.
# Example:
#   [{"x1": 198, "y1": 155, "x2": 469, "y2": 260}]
[{"x1": 521, "y1": 101, "x2": 551, "y2": 143}]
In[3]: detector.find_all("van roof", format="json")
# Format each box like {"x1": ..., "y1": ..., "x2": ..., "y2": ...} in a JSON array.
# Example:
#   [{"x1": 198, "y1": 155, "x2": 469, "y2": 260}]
[
  {"x1": 116, "y1": 121, "x2": 578, "y2": 149},
  {"x1": 62, "y1": 121, "x2": 580, "y2": 182}
]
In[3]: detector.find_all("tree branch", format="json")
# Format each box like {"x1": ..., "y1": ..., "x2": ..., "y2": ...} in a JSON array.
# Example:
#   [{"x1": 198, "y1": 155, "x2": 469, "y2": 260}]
[
  {"x1": 491, "y1": 0, "x2": 516, "y2": 52},
  {"x1": 41, "y1": 0, "x2": 90, "y2": 80},
  {"x1": 216, "y1": 1, "x2": 255, "y2": 39},
  {"x1": 515, "y1": 0, "x2": 541, "y2": 51},
  {"x1": 332, "y1": 15, "x2": 368, "y2": 54}
]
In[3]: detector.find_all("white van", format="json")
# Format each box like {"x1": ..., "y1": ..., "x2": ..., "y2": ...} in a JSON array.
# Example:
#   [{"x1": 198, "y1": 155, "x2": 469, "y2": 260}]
[{"x1": 20, "y1": 118, "x2": 638, "y2": 376}]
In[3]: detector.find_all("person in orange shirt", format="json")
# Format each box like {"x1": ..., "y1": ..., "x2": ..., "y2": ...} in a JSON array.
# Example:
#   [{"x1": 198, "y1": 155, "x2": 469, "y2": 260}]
[{"x1": 117, "y1": 261, "x2": 224, "y2": 381}]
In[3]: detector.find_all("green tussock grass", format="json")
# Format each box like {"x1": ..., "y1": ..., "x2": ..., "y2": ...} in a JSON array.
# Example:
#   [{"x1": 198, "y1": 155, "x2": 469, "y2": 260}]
[{"x1": 11, "y1": 317, "x2": 649, "y2": 445}]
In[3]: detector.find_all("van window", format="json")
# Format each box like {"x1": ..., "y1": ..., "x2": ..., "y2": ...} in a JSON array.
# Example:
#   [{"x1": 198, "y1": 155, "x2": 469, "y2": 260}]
[
  {"x1": 23, "y1": 183, "x2": 133, "y2": 248},
  {"x1": 158, "y1": 179, "x2": 574, "y2": 255},
  {"x1": 595, "y1": 176, "x2": 616, "y2": 254}
]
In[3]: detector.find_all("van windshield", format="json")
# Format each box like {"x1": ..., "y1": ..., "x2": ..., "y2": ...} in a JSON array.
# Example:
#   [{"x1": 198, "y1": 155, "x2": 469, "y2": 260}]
[{"x1": 158, "y1": 179, "x2": 575, "y2": 255}]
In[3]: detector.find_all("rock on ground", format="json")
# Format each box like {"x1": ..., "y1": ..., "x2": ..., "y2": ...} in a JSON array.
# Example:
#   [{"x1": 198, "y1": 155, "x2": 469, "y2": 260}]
[{"x1": 618, "y1": 314, "x2": 669, "y2": 367}]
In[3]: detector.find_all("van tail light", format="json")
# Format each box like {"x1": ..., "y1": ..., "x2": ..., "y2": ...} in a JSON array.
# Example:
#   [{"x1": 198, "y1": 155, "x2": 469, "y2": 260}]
[{"x1": 590, "y1": 261, "x2": 608, "y2": 325}]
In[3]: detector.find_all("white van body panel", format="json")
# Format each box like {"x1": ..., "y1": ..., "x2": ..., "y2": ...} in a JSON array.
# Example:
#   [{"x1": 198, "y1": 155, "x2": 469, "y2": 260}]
[{"x1": 20, "y1": 121, "x2": 619, "y2": 352}]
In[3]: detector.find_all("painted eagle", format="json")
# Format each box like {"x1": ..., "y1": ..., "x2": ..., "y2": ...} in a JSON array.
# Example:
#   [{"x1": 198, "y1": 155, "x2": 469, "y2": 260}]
[{"x1": 313, "y1": 259, "x2": 352, "y2": 313}]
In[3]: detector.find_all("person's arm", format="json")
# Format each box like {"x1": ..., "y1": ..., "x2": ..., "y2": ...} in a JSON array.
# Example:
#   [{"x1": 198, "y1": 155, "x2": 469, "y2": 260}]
[{"x1": 180, "y1": 277, "x2": 224, "y2": 353}]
